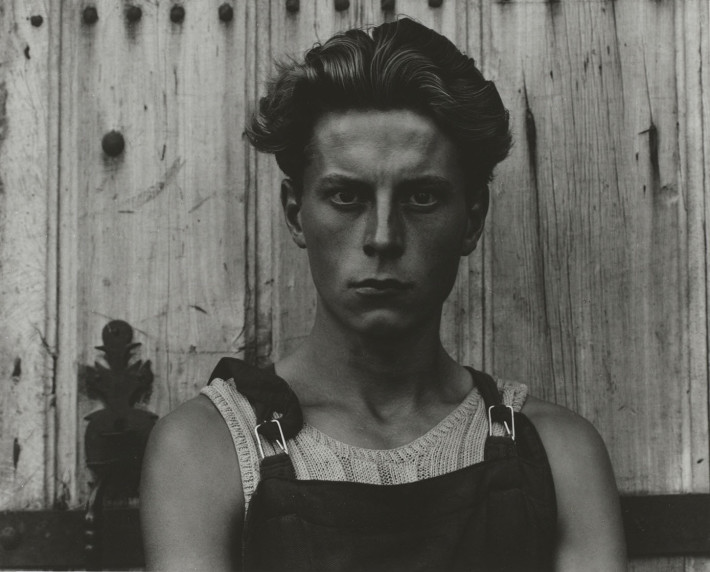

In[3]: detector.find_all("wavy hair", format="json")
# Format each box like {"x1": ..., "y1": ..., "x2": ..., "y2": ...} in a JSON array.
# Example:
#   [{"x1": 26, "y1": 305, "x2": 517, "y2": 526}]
[{"x1": 246, "y1": 17, "x2": 512, "y2": 212}]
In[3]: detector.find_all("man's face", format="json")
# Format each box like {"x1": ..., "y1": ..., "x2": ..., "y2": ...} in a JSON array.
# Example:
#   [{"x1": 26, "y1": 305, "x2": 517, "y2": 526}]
[{"x1": 283, "y1": 109, "x2": 481, "y2": 339}]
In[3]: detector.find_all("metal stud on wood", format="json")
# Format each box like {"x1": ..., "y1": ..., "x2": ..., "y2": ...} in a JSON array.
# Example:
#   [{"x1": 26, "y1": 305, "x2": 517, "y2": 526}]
[
  {"x1": 218, "y1": 3, "x2": 234, "y2": 22},
  {"x1": 101, "y1": 131, "x2": 125, "y2": 157},
  {"x1": 334, "y1": 0, "x2": 350, "y2": 11},
  {"x1": 170, "y1": 4, "x2": 186, "y2": 23},
  {"x1": 286, "y1": 0, "x2": 300, "y2": 13},
  {"x1": 82, "y1": 6, "x2": 98, "y2": 25},
  {"x1": 428, "y1": 0, "x2": 443, "y2": 7},
  {"x1": 125, "y1": 5, "x2": 142, "y2": 23},
  {"x1": 381, "y1": 0, "x2": 395, "y2": 12}
]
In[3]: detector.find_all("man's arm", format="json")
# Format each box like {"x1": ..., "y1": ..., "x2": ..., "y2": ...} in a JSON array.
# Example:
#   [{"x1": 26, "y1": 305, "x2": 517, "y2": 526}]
[
  {"x1": 523, "y1": 396, "x2": 627, "y2": 571},
  {"x1": 140, "y1": 395, "x2": 243, "y2": 571}
]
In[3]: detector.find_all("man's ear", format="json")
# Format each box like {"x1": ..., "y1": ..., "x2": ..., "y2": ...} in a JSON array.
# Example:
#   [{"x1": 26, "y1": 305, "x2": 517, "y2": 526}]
[
  {"x1": 281, "y1": 179, "x2": 307, "y2": 249},
  {"x1": 461, "y1": 201, "x2": 486, "y2": 256}
]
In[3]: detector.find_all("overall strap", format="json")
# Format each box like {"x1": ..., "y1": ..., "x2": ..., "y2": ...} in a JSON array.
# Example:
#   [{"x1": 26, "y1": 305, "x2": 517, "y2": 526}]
[
  {"x1": 465, "y1": 367, "x2": 517, "y2": 460},
  {"x1": 208, "y1": 358, "x2": 303, "y2": 445}
]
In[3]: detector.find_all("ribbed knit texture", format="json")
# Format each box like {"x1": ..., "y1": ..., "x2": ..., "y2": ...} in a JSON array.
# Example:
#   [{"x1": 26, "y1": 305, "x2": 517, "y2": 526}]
[{"x1": 201, "y1": 376, "x2": 528, "y2": 513}]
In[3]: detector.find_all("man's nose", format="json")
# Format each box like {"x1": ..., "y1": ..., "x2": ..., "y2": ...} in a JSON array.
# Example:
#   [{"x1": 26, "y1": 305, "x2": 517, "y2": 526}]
[{"x1": 363, "y1": 199, "x2": 404, "y2": 258}]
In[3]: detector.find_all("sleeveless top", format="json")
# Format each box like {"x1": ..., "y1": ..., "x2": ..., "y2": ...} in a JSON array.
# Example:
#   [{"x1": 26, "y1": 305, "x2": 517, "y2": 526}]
[
  {"x1": 201, "y1": 359, "x2": 557, "y2": 571},
  {"x1": 201, "y1": 373, "x2": 529, "y2": 514}
]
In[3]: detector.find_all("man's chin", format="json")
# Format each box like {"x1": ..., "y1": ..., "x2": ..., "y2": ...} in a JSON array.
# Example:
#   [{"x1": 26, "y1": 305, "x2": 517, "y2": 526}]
[{"x1": 350, "y1": 313, "x2": 424, "y2": 341}]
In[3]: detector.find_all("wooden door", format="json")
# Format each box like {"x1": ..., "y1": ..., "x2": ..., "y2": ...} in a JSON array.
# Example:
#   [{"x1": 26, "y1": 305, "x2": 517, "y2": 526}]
[{"x1": 0, "y1": 1, "x2": 708, "y2": 569}]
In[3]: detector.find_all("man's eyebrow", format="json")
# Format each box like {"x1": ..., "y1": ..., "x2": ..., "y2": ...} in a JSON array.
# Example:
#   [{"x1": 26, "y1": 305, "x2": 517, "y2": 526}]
[
  {"x1": 313, "y1": 174, "x2": 369, "y2": 190},
  {"x1": 395, "y1": 175, "x2": 454, "y2": 191}
]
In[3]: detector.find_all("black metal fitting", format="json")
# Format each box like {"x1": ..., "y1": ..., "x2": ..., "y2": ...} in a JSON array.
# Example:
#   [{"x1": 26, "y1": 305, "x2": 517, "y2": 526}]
[
  {"x1": 101, "y1": 131, "x2": 125, "y2": 157},
  {"x1": 170, "y1": 4, "x2": 185, "y2": 23},
  {"x1": 218, "y1": 3, "x2": 234, "y2": 22},
  {"x1": 334, "y1": 0, "x2": 350, "y2": 11},
  {"x1": 82, "y1": 6, "x2": 99, "y2": 25},
  {"x1": 126, "y1": 5, "x2": 142, "y2": 23}
]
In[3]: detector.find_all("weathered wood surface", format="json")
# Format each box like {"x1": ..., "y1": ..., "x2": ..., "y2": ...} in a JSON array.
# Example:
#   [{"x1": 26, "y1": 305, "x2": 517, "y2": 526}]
[
  {"x1": 484, "y1": 0, "x2": 709, "y2": 496},
  {"x1": 0, "y1": 0, "x2": 58, "y2": 510},
  {"x1": 0, "y1": 0, "x2": 707, "y2": 569},
  {"x1": 55, "y1": 0, "x2": 255, "y2": 503}
]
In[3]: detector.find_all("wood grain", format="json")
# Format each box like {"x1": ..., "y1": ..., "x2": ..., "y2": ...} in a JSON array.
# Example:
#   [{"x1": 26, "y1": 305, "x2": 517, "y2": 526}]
[
  {"x1": 0, "y1": 0, "x2": 57, "y2": 509},
  {"x1": 0, "y1": 2, "x2": 706, "y2": 569},
  {"x1": 483, "y1": 0, "x2": 708, "y2": 496},
  {"x1": 55, "y1": 0, "x2": 254, "y2": 507}
]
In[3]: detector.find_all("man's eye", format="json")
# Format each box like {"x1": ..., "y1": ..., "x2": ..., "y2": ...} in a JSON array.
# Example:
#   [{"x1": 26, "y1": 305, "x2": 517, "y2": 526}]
[
  {"x1": 405, "y1": 191, "x2": 438, "y2": 207},
  {"x1": 330, "y1": 190, "x2": 363, "y2": 205}
]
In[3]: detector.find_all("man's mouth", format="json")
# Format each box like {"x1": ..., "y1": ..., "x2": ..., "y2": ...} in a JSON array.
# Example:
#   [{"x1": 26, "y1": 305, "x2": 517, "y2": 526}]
[{"x1": 352, "y1": 278, "x2": 414, "y2": 291}]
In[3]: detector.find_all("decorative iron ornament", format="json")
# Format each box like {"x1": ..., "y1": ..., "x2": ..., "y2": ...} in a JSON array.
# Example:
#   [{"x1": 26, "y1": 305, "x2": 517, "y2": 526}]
[
  {"x1": 84, "y1": 319, "x2": 156, "y2": 497},
  {"x1": 83, "y1": 320, "x2": 156, "y2": 569}
]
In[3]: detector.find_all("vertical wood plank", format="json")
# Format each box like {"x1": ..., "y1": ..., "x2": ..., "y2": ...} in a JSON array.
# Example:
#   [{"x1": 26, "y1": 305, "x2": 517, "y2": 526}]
[
  {"x1": 158, "y1": 0, "x2": 253, "y2": 406},
  {"x1": 56, "y1": 0, "x2": 254, "y2": 506},
  {"x1": 0, "y1": 0, "x2": 57, "y2": 509},
  {"x1": 676, "y1": 0, "x2": 710, "y2": 495},
  {"x1": 483, "y1": 0, "x2": 708, "y2": 501}
]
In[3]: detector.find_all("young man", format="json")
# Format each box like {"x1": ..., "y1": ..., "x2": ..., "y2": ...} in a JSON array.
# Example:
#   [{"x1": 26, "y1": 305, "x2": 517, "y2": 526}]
[{"x1": 141, "y1": 18, "x2": 626, "y2": 571}]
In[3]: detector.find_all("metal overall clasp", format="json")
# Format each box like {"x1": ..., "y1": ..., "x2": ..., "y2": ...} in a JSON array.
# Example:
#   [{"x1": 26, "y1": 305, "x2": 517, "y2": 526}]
[
  {"x1": 488, "y1": 404, "x2": 516, "y2": 440},
  {"x1": 254, "y1": 418, "x2": 289, "y2": 459}
]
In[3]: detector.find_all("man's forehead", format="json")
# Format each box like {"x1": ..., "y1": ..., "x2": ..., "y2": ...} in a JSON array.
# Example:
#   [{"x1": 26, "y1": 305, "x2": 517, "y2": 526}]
[
  {"x1": 306, "y1": 109, "x2": 458, "y2": 169},
  {"x1": 302, "y1": 109, "x2": 464, "y2": 188},
  {"x1": 312, "y1": 109, "x2": 445, "y2": 145}
]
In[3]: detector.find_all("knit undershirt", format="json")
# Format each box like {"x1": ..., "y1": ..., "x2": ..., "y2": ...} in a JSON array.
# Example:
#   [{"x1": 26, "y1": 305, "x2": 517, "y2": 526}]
[{"x1": 201, "y1": 375, "x2": 528, "y2": 514}]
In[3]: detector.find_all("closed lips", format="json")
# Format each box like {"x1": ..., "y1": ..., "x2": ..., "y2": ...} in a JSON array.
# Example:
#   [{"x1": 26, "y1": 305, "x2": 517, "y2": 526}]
[{"x1": 353, "y1": 279, "x2": 413, "y2": 289}]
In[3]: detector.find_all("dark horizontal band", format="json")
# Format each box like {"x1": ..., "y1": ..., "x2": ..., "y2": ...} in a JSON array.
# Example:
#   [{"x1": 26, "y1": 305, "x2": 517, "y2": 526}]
[{"x1": 0, "y1": 494, "x2": 708, "y2": 568}]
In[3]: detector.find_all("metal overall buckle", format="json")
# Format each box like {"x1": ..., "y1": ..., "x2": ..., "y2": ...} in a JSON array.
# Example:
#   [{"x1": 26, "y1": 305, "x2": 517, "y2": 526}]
[
  {"x1": 254, "y1": 418, "x2": 289, "y2": 459},
  {"x1": 488, "y1": 405, "x2": 516, "y2": 440}
]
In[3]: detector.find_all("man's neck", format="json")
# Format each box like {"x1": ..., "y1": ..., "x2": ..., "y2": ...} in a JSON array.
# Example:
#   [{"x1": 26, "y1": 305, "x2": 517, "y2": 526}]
[{"x1": 276, "y1": 304, "x2": 468, "y2": 416}]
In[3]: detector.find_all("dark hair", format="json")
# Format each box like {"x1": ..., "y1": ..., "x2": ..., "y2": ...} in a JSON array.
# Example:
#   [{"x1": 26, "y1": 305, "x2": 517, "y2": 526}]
[{"x1": 246, "y1": 17, "x2": 512, "y2": 213}]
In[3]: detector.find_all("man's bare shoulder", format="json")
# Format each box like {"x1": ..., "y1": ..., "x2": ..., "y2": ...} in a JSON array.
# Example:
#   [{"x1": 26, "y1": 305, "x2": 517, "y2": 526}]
[
  {"x1": 520, "y1": 395, "x2": 613, "y2": 490},
  {"x1": 140, "y1": 395, "x2": 243, "y2": 571},
  {"x1": 522, "y1": 395, "x2": 603, "y2": 446},
  {"x1": 152, "y1": 394, "x2": 228, "y2": 448},
  {"x1": 521, "y1": 395, "x2": 627, "y2": 570}
]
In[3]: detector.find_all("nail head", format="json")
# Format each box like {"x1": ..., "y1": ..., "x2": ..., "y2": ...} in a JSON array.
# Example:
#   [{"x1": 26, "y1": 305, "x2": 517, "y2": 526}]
[
  {"x1": 30, "y1": 15, "x2": 44, "y2": 27},
  {"x1": 428, "y1": 0, "x2": 443, "y2": 6},
  {"x1": 82, "y1": 6, "x2": 99, "y2": 25},
  {"x1": 218, "y1": 3, "x2": 234, "y2": 22},
  {"x1": 334, "y1": 0, "x2": 350, "y2": 11},
  {"x1": 381, "y1": 0, "x2": 395, "y2": 12},
  {"x1": 170, "y1": 4, "x2": 185, "y2": 23},
  {"x1": 126, "y1": 5, "x2": 142, "y2": 23},
  {"x1": 286, "y1": 0, "x2": 300, "y2": 13},
  {"x1": 102, "y1": 131, "x2": 125, "y2": 157}
]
